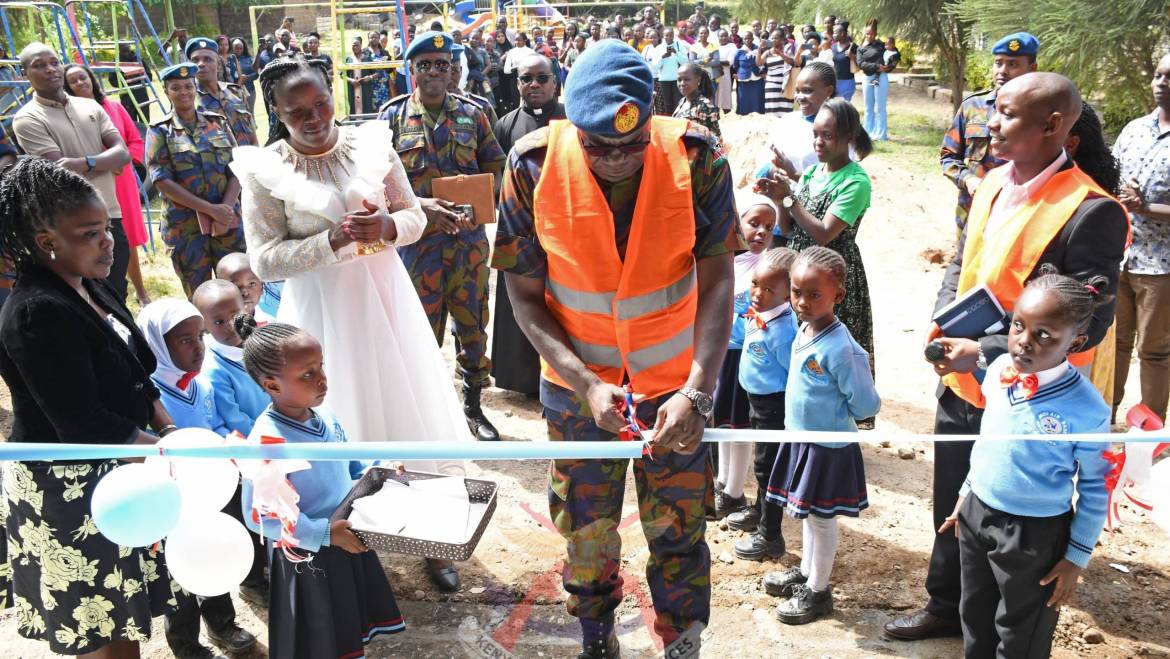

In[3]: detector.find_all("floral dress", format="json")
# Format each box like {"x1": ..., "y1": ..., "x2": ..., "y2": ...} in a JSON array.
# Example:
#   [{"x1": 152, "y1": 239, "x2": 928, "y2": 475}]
[
  {"x1": 366, "y1": 48, "x2": 391, "y2": 109},
  {"x1": 673, "y1": 94, "x2": 722, "y2": 143}
]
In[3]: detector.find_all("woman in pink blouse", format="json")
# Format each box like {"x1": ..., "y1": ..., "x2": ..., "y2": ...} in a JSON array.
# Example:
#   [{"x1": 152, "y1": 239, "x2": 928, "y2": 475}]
[{"x1": 63, "y1": 64, "x2": 151, "y2": 304}]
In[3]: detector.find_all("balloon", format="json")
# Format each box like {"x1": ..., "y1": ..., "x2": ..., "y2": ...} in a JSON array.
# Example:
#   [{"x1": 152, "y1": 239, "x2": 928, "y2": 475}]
[
  {"x1": 91, "y1": 463, "x2": 182, "y2": 547},
  {"x1": 1149, "y1": 459, "x2": 1170, "y2": 534},
  {"x1": 148, "y1": 428, "x2": 239, "y2": 521},
  {"x1": 165, "y1": 511, "x2": 255, "y2": 597}
]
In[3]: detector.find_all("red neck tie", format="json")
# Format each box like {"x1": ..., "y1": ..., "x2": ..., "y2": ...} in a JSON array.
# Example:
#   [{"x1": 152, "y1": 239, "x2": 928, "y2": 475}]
[
  {"x1": 1000, "y1": 365, "x2": 1039, "y2": 400},
  {"x1": 743, "y1": 307, "x2": 767, "y2": 329},
  {"x1": 176, "y1": 371, "x2": 200, "y2": 391}
]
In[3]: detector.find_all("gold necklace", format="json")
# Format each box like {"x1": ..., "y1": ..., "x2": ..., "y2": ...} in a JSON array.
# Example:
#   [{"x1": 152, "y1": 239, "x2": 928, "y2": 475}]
[{"x1": 281, "y1": 129, "x2": 354, "y2": 188}]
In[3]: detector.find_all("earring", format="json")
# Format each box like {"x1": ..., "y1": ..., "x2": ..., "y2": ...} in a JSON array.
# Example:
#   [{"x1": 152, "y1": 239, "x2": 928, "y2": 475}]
[{"x1": 49, "y1": 249, "x2": 56, "y2": 261}]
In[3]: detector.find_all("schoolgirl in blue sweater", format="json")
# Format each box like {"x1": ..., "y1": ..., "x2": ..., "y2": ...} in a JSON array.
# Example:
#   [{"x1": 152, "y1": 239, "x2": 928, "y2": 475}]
[
  {"x1": 939, "y1": 268, "x2": 1112, "y2": 658},
  {"x1": 234, "y1": 315, "x2": 404, "y2": 659},
  {"x1": 713, "y1": 192, "x2": 776, "y2": 522},
  {"x1": 763, "y1": 246, "x2": 881, "y2": 625},
  {"x1": 193, "y1": 279, "x2": 271, "y2": 436}
]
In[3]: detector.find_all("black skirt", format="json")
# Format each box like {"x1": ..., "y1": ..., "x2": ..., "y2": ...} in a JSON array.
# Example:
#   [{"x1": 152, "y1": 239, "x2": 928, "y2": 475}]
[
  {"x1": 1, "y1": 460, "x2": 178, "y2": 654},
  {"x1": 490, "y1": 276, "x2": 541, "y2": 395},
  {"x1": 712, "y1": 349, "x2": 751, "y2": 429},
  {"x1": 268, "y1": 543, "x2": 404, "y2": 659},
  {"x1": 764, "y1": 442, "x2": 868, "y2": 519}
]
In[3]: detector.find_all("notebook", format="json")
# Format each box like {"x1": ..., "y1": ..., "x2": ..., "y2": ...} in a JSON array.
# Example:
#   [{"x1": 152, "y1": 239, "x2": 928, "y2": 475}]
[
  {"x1": 430, "y1": 173, "x2": 496, "y2": 225},
  {"x1": 932, "y1": 285, "x2": 1007, "y2": 339}
]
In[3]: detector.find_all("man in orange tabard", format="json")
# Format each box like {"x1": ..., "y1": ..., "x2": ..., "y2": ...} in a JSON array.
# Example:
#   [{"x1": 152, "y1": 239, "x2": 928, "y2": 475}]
[
  {"x1": 884, "y1": 73, "x2": 1129, "y2": 642},
  {"x1": 492, "y1": 40, "x2": 739, "y2": 657}
]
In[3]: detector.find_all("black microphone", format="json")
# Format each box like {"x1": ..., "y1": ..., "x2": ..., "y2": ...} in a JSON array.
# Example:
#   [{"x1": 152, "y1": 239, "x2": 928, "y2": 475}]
[{"x1": 924, "y1": 340, "x2": 946, "y2": 363}]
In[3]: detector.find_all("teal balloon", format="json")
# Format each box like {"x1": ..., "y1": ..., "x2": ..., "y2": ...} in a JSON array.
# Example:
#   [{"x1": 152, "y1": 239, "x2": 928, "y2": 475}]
[{"x1": 91, "y1": 463, "x2": 182, "y2": 547}]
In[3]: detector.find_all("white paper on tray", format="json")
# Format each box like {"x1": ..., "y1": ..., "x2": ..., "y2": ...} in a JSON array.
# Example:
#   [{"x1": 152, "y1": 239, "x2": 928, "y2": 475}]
[{"x1": 348, "y1": 476, "x2": 472, "y2": 544}]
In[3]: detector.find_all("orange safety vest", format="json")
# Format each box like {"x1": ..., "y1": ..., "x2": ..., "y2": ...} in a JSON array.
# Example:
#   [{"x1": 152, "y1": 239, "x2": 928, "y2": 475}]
[
  {"x1": 943, "y1": 163, "x2": 1127, "y2": 408},
  {"x1": 532, "y1": 116, "x2": 697, "y2": 399}
]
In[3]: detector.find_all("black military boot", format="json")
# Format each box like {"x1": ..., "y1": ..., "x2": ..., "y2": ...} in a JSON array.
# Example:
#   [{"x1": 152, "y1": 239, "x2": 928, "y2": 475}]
[
  {"x1": 578, "y1": 618, "x2": 620, "y2": 659},
  {"x1": 464, "y1": 383, "x2": 499, "y2": 441}
]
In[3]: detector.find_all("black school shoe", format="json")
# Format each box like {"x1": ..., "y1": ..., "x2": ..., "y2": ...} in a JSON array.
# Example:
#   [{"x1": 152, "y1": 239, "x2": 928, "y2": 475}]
[
  {"x1": 714, "y1": 491, "x2": 750, "y2": 519},
  {"x1": 776, "y1": 584, "x2": 833, "y2": 625},
  {"x1": 763, "y1": 567, "x2": 807, "y2": 598},
  {"x1": 167, "y1": 641, "x2": 228, "y2": 659},
  {"x1": 727, "y1": 505, "x2": 761, "y2": 532},
  {"x1": 733, "y1": 531, "x2": 785, "y2": 561},
  {"x1": 206, "y1": 623, "x2": 258, "y2": 654}
]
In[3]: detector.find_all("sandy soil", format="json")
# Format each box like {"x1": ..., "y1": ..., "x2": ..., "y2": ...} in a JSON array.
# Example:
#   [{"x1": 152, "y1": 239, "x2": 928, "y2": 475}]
[{"x1": 1, "y1": 82, "x2": 1167, "y2": 658}]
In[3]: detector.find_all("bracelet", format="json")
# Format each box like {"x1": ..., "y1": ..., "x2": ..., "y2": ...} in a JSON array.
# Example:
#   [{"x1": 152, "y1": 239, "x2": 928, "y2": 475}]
[{"x1": 157, "y1": 425, "x2": 178, "y2": 438}]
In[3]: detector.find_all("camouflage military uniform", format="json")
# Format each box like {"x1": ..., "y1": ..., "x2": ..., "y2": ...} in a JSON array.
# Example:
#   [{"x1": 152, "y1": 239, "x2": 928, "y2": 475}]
[
  {"x1": 196, "y1": 82, "x2": 257, "y2": 147},
  {"x1": 378, "y1": 90, "x2": 506, "y2": 388},
  {"x1": 940, "y1": 89, "x2": 1005, "y2": 230},
  {"x1": 145, "y1": 109, "x2": 246, "y2": 296},
  {"x1": 492, "y1": 121, "x2": 742, "y2": 643},
  {"x1": 459, "y1": 91, "x2": 499, "y2": 127}
]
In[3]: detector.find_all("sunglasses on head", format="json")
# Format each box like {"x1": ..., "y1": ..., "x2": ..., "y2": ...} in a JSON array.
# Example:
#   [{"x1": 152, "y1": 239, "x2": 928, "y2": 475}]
[
  {"x1": 519, "y1": 73, "x2": 554, "y2": 85},
  {"x1": 581, "y1": 140, "x2": 650, "y2": 158},
  {"x1": 414, "y1": 59, "x2": 451, "y2": 73}
]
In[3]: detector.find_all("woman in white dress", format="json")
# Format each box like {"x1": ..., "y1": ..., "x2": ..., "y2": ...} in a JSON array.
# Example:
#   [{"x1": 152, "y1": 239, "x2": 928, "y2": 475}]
[{"x1": 232, "y1": 52, "x2": 471, "y2": 591}]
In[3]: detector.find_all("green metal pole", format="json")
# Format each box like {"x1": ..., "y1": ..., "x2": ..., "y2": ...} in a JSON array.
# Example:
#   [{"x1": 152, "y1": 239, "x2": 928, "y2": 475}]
[{"x1": 163, "y1": 0, "x2": 175, "y2": 39}]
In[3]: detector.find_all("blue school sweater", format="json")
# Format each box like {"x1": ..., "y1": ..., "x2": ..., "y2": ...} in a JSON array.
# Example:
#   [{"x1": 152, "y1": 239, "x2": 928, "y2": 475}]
[
  {"x1": 258, "y1": 281, "x2": 283, "y2": 319},
  {"x1": 785, "y1": 319, "x2": 881, "y2": 448},
  {"x1": 153, "y1": 374, "x2": 230, "y2": 436},
  {"x1": 738, "y1": 303, "x2": 797, "y2": 395},
  {"x1": 959, "y1": 355, "x2": 1110, "y2": 568},
  {"x1": 241, "y1": 405, "x2": 369, "y2": 552},
  {"x1": 203, "y1": 338, "x2": 270, "y2": 436}
]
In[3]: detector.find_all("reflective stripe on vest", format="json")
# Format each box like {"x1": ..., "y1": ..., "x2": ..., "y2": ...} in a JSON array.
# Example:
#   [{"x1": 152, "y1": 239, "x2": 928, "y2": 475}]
[
  {"x1": 943, "y1": 163, "x2": 1128, "y2": 408},
  {"x1": 533, "y1": 116, "x2": 697, "y2": 398}
]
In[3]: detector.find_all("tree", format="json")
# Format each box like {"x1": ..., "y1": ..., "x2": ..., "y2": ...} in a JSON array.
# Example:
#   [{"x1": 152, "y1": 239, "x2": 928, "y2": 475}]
[
  {"x1": 731, "y1": 0, "x2": 800, "y2": 25},
  {"x1": 956, "y1": 0, "x2": 1170, "y2": 130}
]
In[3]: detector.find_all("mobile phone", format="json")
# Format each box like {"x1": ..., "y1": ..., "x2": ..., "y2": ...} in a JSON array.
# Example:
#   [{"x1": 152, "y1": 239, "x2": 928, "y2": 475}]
[{"x1": 455, "y1": 204, "x2": 476, "y2": 223}]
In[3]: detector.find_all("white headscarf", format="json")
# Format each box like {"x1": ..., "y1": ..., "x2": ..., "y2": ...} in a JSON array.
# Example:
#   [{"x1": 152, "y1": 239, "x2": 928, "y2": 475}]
[
  {"x1": 136, "y1": 298, "x2": 203, "y2": 390},
  {"x1": 733, "y1": 189, "x2": 778, "y2": 293}
]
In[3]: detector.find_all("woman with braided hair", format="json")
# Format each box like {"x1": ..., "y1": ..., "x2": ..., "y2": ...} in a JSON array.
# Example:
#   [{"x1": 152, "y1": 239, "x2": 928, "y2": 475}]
[
  {"x1": 0, "y1": 157, "x2": 185, "y2": 656},
  {"x1": 231, "y1": 51, "x2": 474, "y2": 590}
]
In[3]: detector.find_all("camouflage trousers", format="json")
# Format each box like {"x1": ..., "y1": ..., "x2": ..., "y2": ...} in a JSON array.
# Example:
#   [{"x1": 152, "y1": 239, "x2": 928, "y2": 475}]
[
  {"x1": 397, "y1": 227, "x2": 491, "y2": 387},
  {"x1": 546, "y1": 403, "x2": 713, "y2": 643},
  {"x1": 164, "y1": 221, "x2": 247, "y2": 298}
]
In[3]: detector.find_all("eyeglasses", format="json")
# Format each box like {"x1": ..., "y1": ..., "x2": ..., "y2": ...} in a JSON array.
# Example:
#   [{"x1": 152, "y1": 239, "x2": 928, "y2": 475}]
[
  {"x1": 414, "y1": 60, "x2": 451, "y2": 73},
  {"x1": 581, "y1": 140, "x2": 650, "y2": 158},
  {"x1": 519, "y1": 73, "x2": 553, "y2": 85}
]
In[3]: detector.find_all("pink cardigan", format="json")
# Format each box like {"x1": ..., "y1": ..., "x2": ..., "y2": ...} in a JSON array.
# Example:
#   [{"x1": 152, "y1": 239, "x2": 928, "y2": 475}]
[{"x1": 101, "y1": 98, "x2": 147, "y2": 247}]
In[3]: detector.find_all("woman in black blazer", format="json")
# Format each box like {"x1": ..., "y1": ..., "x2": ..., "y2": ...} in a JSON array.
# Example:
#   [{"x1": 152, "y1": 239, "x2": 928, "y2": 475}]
[{"x1": 0, "y1": 158, "x2": 181, "y2": 657}]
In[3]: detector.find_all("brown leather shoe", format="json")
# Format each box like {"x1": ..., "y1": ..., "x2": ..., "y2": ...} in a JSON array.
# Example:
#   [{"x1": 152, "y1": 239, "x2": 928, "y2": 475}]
[{"x1": 883, "y1": 609, "x2": 962, "y2": 641}]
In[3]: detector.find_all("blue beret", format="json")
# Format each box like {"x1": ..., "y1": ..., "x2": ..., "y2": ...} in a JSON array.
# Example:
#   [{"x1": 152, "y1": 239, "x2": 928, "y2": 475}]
[
  {"x1": 992, "y1": 32, "x2": 1039, "y2": 57},
  {"x1": 405, "y1": 31, "x2": 452, "y2": 60},
  {"x1": 160, "y1": 62, "x2": 197, "y2": 82},
  {"x1": 451, "y1": 44, "x2": 465, "y2": 56},
  {"x1": 184, "y1": 37, "x2": 218, "y2": 60},
  {"x1": 563, "y1": 39, "x2": 652, "y2": 138}
]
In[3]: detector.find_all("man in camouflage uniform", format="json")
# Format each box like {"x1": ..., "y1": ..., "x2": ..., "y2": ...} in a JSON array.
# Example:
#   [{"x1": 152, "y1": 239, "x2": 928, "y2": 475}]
[
  {"x1": 493, "y1": 40, "x2": 739, "y2": 658},
  {"x1": 379, "y1": 31, "x2": 505, "y2": 447},
  {"x1": 146, "y1": 62, "x2": 246, "y2": 296},
  {"x1": 939, "y1": 32, "x2": 1039, "y2": 232},
  {"x1": 185, "y1": 37, "x2": 258, "y2": 147}
]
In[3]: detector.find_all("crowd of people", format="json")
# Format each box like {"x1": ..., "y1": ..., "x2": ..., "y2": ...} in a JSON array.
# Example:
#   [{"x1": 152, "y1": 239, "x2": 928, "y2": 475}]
[{"x1": 0, "y1": 4, "x2": 1165, "y2": 659}]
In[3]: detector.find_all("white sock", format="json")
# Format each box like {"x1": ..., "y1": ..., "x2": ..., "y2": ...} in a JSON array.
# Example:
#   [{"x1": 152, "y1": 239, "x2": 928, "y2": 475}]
[
  {"x1": 717, "y1": 442, "x2": 731, "y2": 490},
  {"x1": 804, "y1": 516, "x2": 838, "y2": 592},
  {"x1": 724, "y1": 442, "x2": 751, "y2": 498},
  {"x1": 800, "y1": 518, "x2": 813, "y2": 578}
]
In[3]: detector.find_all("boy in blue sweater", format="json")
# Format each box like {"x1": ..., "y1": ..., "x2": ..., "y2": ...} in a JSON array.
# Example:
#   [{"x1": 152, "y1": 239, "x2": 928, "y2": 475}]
[
  {"x1": 194, "y1": 279, "x2": 271, "y2": 436},
  {"x1": 939, "y1": 268, "x2": 1112, "y2": 657},
  {"x1": 216, "y1": 252, "x2": 282, "y2": 323},
  {"x1": 732, "y1": 247, "x2": 799, "y2": 561}
]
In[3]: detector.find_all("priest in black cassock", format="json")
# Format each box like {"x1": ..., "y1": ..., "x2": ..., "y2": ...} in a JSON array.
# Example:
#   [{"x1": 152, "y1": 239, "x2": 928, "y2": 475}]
[{"x1": 491, "y1": 53, "x2": 566, "y2": 396}]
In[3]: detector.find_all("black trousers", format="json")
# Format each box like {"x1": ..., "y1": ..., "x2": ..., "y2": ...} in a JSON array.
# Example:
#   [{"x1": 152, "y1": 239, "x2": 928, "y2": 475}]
[
  {"x1": 106, "y1": 216, "x2": 129, "y2": 302},
  {"x1": 165, "y1": 592, "x2": 236, "y2": 647},
  {"x1": 748, "y1": 391, "x2": 785, "y2": 540},
  {"x1": 925, "y1": 388, "x2": 982, "y2": 619},
  {"x1": 958, "y1": 494, "x2": 1068, "y2": 658}
]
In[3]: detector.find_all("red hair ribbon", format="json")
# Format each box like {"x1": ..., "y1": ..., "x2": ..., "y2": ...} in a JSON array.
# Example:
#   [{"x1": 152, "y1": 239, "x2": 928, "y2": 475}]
[{"x1": 1085, "y1": 283, "x2": 1100, "y2": 296}]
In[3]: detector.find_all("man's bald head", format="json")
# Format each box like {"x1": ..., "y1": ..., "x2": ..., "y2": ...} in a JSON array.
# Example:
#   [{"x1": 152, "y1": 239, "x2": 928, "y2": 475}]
[
  {"x1": 1002, "y1": 72, "x2": 1082, "y2": 127},
  {"x1": 19, "y1": 42, "x2": 54, "y2": 69},
  {"x1": 990, "y1": 72, "x2": 1083, "y2": 168}
]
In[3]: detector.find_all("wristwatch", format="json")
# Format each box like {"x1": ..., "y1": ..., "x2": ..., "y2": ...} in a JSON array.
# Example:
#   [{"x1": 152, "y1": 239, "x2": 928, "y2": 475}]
[
  {"x1": 85, "y1": 155, "x2": 96, "y2": 172},
  {"x1": 975, "y1": 345, "x2": 988, "y2": 371},
  {"x1": 781, "y1": 196, "x2": 795, "y2": 209},
  {"x1": 677, "y1": 386, "x2": 713, "y2": 419}
]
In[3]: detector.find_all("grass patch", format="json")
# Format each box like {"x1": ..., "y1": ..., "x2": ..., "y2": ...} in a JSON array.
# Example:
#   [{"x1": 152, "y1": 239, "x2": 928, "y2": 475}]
[{"x1": 873, "y1": 111, "x2": 948, "y2": 176}]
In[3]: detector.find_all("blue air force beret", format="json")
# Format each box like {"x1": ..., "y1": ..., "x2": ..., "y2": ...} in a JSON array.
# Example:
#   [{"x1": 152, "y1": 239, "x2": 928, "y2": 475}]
[
  {"x1": 563, "y1": 39, "x2": 653, "y2": 138},
  {"x1": 184, "y1": 37, "x2": 218, "y2": 60},
  {"x1": 160, "y1": 62, "x2": 198, "y2": 82},
  {"x1": 451, "y1": 44, "x2": 465, "y2": 57},
  {"x1": 405, "y1": 31, "x2": 453, "y2": 60},
  {"x1": 992, "y1": 32, "x2": 1039, "y2": 57}
]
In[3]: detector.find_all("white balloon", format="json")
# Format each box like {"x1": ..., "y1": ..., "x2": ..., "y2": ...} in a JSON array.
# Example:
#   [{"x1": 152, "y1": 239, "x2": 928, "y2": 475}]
[
  {"x1": 165, "y1": 511, "x2": 255, "y2": 597},
  {"x1": 90, "y1": 462, "x2": 182, "y2": 547},
  {"x1": 149, "y1": 428, "x2": 239, "y2": 520},
  {"x1": 1149, "y1": 459, "x2": 1170, "y2": 535}
]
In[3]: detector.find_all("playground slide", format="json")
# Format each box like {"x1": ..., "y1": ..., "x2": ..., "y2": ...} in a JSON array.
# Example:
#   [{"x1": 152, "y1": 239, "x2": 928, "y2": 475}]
[
  {"x1": 454, "y1": 9, "x2": 494, "y2": 35},
  {"x1": 516, "y1": 0, "x2": 566, "y2": 23},
  {"x1": 453, "y1": 0, "x2": 566, "y2": 31}
]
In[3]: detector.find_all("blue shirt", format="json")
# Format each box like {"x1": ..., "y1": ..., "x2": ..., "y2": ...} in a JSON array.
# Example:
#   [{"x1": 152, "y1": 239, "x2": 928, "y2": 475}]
[
  {"x1": 153, "y1": 374, "x2": 229, "y2": 435},
  {"x1": 202, "y1": 339, "x2": 270, "y2": 436},
  {"x1": 242, "y1": 405, "x2": 369, "y2": 552},
  {"x1": 785, "y1": 319, "x2": 881, "y2": 447},
  {"x1": 733, "y1": 48, "x2": 760, "y2": 81},
  {"x1": 259, "y1": 281, "x2": 283, "y2": 319},
  {"x1": 738, "y1": 304, "x2": 797, "y2": 395},
  {"x1": 960, "y1": 355, "x2": 1111, "y2": 568},
  {"x1": 728, "y1": 287, "x2": 751, "y2": 349}
]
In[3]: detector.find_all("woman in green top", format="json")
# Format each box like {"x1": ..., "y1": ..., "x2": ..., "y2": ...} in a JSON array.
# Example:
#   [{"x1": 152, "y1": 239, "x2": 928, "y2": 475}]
[{"x1": 757, "y1": 97, "x2": 875, "y2": 359}]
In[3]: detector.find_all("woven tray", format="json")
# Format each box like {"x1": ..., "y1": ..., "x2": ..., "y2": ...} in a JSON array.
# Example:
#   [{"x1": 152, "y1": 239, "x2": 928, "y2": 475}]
[{"x1": 331, "y1": 468, "x2": 497, "y2": 561}]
